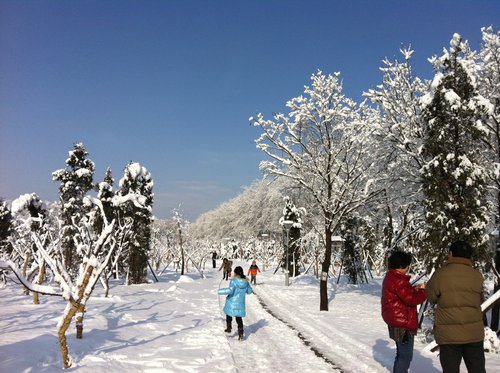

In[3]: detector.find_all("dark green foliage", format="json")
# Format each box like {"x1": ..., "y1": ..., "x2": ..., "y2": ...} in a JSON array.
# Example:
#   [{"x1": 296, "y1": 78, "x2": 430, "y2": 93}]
[
  {"x1": 421, "y1": 37, "x2": 489, "y2": 265},
  {"x1": 0, "y1": 199, "x2": 13, "y2": 256}
]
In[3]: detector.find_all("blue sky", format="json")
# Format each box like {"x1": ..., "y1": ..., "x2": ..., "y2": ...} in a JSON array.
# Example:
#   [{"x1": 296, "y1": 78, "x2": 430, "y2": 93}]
[{"x1": 0, "y1": 0, "x2": 498, "y2": 221}]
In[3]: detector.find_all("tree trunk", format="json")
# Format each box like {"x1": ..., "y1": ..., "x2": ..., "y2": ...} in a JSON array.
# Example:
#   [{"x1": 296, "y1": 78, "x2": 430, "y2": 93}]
[
  {"x1": 33, "y1": 261, "x2": 46, "y2": 304},
  {"x1": 22, "y1": 253, "x2": 31, "y2": 295},
  {"x1": 103, "y1": 273, "x2": 110, "y2": 298},
  {"x1": 320, "y1": 228, "x2": 332, "y2": 311},
  {"x1": 490, "y1": 192, "x2": 500, "y2": 331},
  {"x1": 491, "y1": 223, "x2": 500, "y2": 331},
  {"x1": 75, "y1": 303, "x2": 85, "y2": 339},
  {"x1": 74, "y1": 265, "x2": 94, "y2": 339},
  {"x1": 58, "y1": 303, "x2": 78, "y2": 369},
  {"x1": 178, "y1": 221, "x2": 185, "y2": 276}
]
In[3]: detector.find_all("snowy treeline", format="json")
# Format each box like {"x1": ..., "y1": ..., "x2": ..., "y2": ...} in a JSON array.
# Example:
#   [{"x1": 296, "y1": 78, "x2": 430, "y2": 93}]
[{"x1": 0, "y1": 143, "x2": 155, "y2": 368}]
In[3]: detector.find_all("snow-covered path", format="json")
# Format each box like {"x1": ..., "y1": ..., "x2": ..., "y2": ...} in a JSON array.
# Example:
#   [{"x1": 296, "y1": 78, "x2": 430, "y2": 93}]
[
  {"x1": 226, "y1": 283, "x2": 339, "y2": 372},
  {"x1": 254, "y1": 276, "x2": 390, "y2": 372}
]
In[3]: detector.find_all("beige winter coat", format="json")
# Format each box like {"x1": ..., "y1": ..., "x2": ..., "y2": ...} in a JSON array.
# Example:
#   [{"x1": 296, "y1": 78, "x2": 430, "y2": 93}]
[{"x1": 426, "y1": 256, "x2": 484, "y2": 345}]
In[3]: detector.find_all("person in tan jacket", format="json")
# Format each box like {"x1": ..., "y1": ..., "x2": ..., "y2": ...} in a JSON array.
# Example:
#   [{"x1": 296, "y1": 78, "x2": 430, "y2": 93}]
[{"x1": 426, "y1": 240, "x2": 485, "y2": 373}]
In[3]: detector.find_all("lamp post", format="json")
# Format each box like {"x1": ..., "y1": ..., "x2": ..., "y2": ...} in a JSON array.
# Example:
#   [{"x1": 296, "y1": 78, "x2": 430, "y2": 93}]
[{"x1": 283, "y1": 220, "x2": 293, "y2": 286}]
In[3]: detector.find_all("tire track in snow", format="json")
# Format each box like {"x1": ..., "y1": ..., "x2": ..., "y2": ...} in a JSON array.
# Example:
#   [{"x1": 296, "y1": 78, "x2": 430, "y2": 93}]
[
  {"x1": 226, "y1": 287, "x2": 341, "y2": 372},
  {"x1": 255, "y1": 284, "x2": 387, "y2": 373},
  {"x1": 253, "y1": 290, "x2": 344, "y2": 372}
]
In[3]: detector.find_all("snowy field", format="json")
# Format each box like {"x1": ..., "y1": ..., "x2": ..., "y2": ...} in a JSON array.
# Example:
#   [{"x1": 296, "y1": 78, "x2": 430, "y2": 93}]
[{"x1": 1, "y1": 261, "x2": 499, "y2": 372}]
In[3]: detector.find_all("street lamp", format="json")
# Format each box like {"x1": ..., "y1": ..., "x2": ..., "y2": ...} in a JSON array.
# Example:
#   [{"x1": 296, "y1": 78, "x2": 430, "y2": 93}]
[{"x1": 283, "y1": 220, "x2": 294, "y2": 286}]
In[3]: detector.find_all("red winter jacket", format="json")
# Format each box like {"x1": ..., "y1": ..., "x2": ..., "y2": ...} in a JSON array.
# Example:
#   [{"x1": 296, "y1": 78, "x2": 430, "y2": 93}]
[{"x1": 381, "y1": 269, "x2": 427, "y2": 332}]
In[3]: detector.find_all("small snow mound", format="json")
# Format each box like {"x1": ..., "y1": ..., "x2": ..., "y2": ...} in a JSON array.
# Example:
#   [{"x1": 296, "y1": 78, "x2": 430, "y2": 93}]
[
  {"x1": 177, "y1": 275, "x2": 195, "y2": 283},
  {"x1": 292, "y1": 274, "x2": 320, "y2": 286}
]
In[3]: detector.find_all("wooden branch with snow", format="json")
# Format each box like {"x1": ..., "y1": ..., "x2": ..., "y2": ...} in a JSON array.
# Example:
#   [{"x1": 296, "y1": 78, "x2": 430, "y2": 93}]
[{"x1": 0, "y1": 260, "x2": 62, "y2": 296}]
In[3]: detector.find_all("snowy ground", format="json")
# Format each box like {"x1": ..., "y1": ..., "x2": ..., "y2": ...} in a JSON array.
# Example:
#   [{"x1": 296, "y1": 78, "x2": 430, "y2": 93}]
[{"x1": 1, "y1": 261, "x2": 499, "y2": 372}]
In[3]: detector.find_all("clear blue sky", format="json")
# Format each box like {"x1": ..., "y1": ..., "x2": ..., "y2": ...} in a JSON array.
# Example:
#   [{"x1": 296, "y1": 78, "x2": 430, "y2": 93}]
[{"x1": 1, "y1": 0, "x2": 498, "y2": 221}]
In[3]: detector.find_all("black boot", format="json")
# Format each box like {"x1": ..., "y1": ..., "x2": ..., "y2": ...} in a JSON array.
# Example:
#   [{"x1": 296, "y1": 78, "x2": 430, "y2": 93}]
[
  {"x1": 224, "y1": 322, "x2": 232, "y2": 333},
  {"x1": 238, "y1": 328, "x2": 244, "y2": 341}
]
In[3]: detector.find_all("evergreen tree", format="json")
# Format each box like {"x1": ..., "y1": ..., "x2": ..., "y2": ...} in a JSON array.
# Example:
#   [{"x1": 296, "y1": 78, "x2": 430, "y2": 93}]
[
  {"x1": 117, "y1": 162, "x2": 153, "y2": 284},
  {"x1": 52, "y1": 143, "x2": 95, "y2": 278},
  {"x1": 10, "y1": 193, "x2": 49, "y2": 299},
  {"x1": 478, "y1": 26, "x2": 500, "y2": 331},
  {"x1": 421, "y1": 34, "x2": 490, "y2": 265},
  {"x1": 95, "y1": 167, "x2": 116, "y2": 231},
  {"x1": 0, "y1": 198, "x2": 13, "y2": 257},
  {"x1": 94, "y1": 168, "x2": 119, "y2": 285}
]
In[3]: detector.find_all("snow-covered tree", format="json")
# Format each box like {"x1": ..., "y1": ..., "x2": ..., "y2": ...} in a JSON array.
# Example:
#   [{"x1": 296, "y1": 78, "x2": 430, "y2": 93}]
[
  {"x1": 478, "y1": 26, "x2": 500, "y2": 332},
  {"x1": 3, "y1": 189, "x2": 146, "y2": 368},
  {"x1": 116, "y1": 162, "x2": 154, "y2": 284},
  {"x1": 150, "y1": 219, "x2": 175, "y2": 271},
  {"x1": 252, "y1": 71, "x2": 378, "y2": 311},
  {"x1": 93, "y1": 168, "x2": 122, "y2": 296},
  {"x1": 363, "y1": 48, "x2": 427, "y2": 252},
  {"x1": 173, "y1": 208, "x2": 188, "y2": 275},
  {"x1": 189, "y1": 178, "x2": 290, "y2": 241},
  {"x1": 279, "y1": 196, "x2": 304, "y2": 277},
  {"x1": 0, "y1": 198, "x2": 13, "y2": 257},
  {"x1": 420, "y1": 34, "x2": 491, "y2": 266},
  {"x1": 52, "y1": 143, "x2": 95, "y2": 279},
  {"x1": 10, "y1": 193, "x2": 50, "y2": 301},
  {"x1": 96, "y1": 167, "x2": 116, "y2": 228}
]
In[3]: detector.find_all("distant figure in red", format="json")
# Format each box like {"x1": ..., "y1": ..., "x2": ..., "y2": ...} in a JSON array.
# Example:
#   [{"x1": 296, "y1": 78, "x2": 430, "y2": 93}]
[
  {"x1": 247, "y1": 260, "x2": 261, "y2": 285},
  {"x1": 381, "y1": 251, "x2": 426, "y2": 373}
]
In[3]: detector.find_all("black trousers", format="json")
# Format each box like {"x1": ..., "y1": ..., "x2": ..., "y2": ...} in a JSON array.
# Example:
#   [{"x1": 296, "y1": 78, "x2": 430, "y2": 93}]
[
  {"x1": 439, "y1": 342, "x2": 485, "y2": 373},
  {"x1": 226, "y1": 315, "x2": 243, "y2": 329}
]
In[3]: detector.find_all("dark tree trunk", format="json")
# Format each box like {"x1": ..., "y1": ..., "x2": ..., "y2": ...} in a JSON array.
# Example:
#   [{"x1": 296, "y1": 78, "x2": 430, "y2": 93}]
[
  {"x1": 490, "y1": 191, "x2": 500, "y2": 331},
  {"x1": 491, "y1": 222, "x2": 500, "y2": 331},
  {"x1": 320, "y1": 227, "x2": 332, "y2": 311}
]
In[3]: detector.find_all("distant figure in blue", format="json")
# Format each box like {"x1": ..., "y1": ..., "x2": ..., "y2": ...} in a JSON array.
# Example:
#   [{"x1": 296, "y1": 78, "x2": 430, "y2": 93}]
[{"x1": 218, "y1": 266, "x2": 253, "y2": 340}]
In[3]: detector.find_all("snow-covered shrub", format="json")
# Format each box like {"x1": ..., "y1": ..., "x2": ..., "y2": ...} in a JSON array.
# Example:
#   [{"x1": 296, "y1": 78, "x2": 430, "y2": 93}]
[{"x1": 484, "y1": 327, "x2": 500, "y2": 353}]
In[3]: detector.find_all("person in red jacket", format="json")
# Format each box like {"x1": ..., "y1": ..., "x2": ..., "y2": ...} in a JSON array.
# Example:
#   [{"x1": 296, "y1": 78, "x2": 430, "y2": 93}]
[
  {"x1": 381, "y1": 251, "x2": 426, "y2": 373},
  {"x1": 247, "y1": 260, "x2": 261, "y2": 285}
]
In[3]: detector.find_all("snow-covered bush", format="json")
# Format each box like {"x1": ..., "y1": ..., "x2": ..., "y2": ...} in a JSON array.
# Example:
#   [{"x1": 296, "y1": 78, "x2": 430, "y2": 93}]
[{"x1": 484, "y1": 327, "x2": 500, "y2": 353}]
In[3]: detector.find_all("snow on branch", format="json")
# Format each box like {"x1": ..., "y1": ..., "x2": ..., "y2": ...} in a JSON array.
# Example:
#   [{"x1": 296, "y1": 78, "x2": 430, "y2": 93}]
[{"x1": 0, "y1": 260, "x2": 62, "y2": 296}]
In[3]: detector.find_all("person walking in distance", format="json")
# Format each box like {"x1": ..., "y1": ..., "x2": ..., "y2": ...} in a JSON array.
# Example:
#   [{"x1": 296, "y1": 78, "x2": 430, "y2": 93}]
[
  {"x1": 218, "y1": 266, "x2": 253, "y2": 340},
  {"x1": 219, "y1": 258, "x2": 232, "y2": 280},
  {"x1": 381, "y1": 251, "x2": 427, "y2": 373},
  {"x1": 212, "y1": 251, "x2": 217, "y2": 269},
  {"x1": 426, "y1": 240, "x2": 485, "y2": 373},
  {"x1": 247, "y1": 260, "x2": 261, "y2": 285}
]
